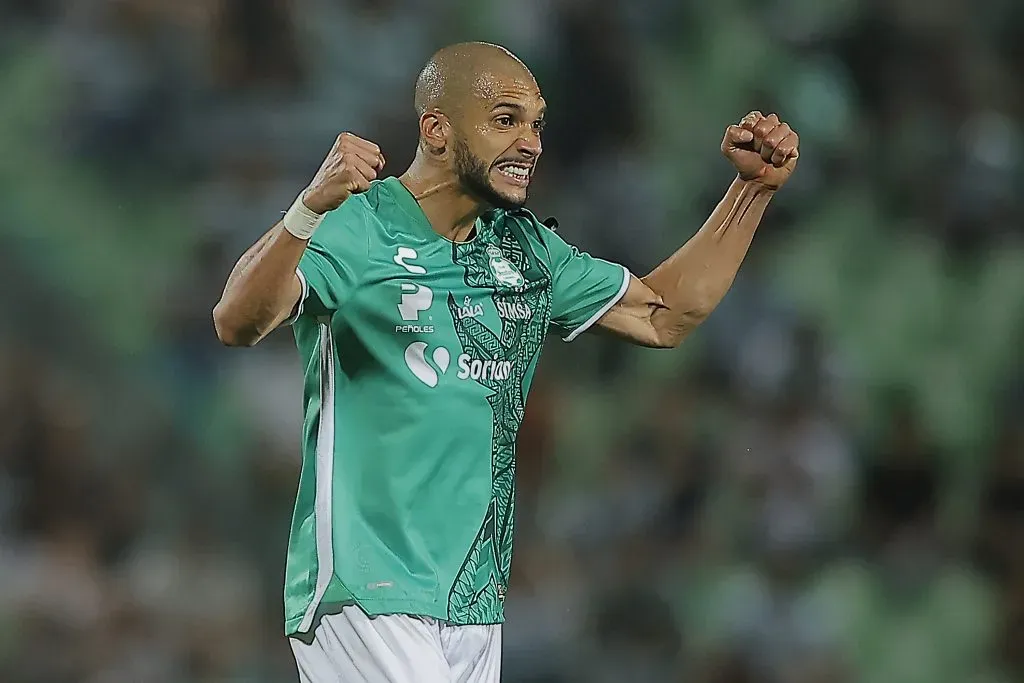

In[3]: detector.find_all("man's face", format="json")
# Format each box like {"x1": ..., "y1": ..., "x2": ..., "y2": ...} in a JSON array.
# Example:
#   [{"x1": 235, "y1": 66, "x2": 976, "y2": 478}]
[{"x1": 450, "y1": 70, "x2": 545, "y2": 210}]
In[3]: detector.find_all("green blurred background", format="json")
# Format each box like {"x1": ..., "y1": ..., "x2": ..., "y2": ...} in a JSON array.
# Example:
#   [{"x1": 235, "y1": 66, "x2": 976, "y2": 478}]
[{"x1": 1, "y1": 0, "x2": 1023, "y2": 682}]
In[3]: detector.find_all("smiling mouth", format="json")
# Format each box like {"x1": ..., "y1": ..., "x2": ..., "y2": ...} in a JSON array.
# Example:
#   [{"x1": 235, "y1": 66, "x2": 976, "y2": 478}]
[{"x1": 495, "y1": 161, "x2": 533, "y2": 186}]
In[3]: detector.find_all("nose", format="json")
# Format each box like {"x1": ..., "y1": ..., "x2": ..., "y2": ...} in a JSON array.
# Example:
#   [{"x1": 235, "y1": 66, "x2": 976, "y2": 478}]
[{"x1": 516, "y1": 129, "x2": 542, "y2": 158}]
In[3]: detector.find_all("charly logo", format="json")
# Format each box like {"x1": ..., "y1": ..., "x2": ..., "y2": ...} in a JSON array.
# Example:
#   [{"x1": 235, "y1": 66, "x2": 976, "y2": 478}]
[
  {"x1": 394, "y1": 246, "x2": 426, "y2": 275},
  {"x1": 396, "y1": 283, "x2": 434, "y2": 333},
  {"x1": 456, "y1": 296, "x2": 485, "y2": 320},
  {"x1": 486, "y1": 246, "x2": 525, "y2": 287}
]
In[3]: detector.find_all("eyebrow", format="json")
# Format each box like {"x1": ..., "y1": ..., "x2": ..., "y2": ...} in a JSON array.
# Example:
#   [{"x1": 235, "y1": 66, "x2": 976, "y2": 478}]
[{"x1": 491, "y1": 101, "x2": 547, "y2": 117}]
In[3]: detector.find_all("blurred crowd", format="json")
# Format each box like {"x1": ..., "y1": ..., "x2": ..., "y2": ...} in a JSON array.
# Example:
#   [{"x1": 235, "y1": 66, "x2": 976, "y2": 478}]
[{"x1": 1, "y1": 0, "x2": 1023, "y2": 682}]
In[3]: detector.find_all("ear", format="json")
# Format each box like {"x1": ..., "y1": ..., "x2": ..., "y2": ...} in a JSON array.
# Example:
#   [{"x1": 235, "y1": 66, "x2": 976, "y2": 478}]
[{"x1": 420, "y1": 111, "x2": 450, "y2": 156}]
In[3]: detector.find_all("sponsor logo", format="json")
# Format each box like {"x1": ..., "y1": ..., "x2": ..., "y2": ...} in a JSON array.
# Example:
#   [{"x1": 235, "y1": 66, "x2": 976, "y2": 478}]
[
  {"x1": 396, "y1": 283, "x2": 434, "y2": 333},
  {"x1": 486, "y1": 246, "x2": 525, "y2": 287},
  {"x1": 398, "y1": 283, "x2": 432, "y2": 321},
  {"x1": 456, "y1": 296, "x2": 485, "y2": 320},
  {"x1": 394, "y1": 246, "x2": 426, "y2": 275},
  {"x1": 403, "y1": 343, "x2": 514, "y2": 387},
  {"x1": 495, "y1": 300, "x2": 532, "y2": 321},
  {"x1": 404, "y1": 342, "x2": 450, "y2": 388},
  {"x1": 456, "y1": 354, "x2": 513, "y2": 381}
]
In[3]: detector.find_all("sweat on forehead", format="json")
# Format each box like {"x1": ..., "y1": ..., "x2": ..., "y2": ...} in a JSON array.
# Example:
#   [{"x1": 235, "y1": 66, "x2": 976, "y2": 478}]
[{"x1": 414, "y1": 42, "x2": 537, "y2": 115}]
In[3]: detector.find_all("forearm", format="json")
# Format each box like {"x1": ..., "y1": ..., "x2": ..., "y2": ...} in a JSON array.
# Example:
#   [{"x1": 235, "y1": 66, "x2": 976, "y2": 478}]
[
  {"x1": 213, "y1": 222, "x2": 306, "y2": 347},
  {"x1": 643, "y1": 177, "x2": 774, "y2": 346}
]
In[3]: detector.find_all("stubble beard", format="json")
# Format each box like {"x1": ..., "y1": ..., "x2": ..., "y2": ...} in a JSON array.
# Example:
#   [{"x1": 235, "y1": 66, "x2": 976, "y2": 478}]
[{"x1": 452, "y1": 137, "x2": 526, "y2": 211}]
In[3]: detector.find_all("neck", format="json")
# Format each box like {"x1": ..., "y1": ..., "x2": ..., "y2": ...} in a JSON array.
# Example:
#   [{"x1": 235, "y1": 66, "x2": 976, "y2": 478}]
[{"x1": 399, "y1": 154, "x2": 488, "y2": 242}]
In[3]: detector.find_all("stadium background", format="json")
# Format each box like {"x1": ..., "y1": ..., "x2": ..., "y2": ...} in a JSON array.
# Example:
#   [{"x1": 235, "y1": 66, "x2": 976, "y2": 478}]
[{"x1": 2, "y1": 0, "x2": 1023, "y2": 681}]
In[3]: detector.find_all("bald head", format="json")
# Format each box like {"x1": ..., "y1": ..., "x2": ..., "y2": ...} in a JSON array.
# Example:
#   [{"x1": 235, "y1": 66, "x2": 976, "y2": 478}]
[
  {"x1": 410, "y1": 42, "x2": 546, "y2": 211},
  {"x1": 414, "y1": 42, "x2": 536, "y2": 117}
]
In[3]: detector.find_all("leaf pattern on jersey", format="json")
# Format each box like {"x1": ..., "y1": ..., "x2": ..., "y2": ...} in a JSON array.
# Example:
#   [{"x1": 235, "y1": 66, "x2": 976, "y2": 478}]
[
  {"x1": 448, "y1": 512, "x2": 492, "y2": 616},
  {"x1": 469, "y1": 575, "x2": 502, "y2": 623},
  {"x1": 445, "y1": 214, "x2": 552, "y2": 624},
  {"x1": 493, "y1": 461, "x2": 516, "y2": 581}
]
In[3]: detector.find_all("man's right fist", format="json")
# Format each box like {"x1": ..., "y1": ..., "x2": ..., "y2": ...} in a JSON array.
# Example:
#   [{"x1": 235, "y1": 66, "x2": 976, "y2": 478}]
[{"x1": 302, "y1": 133, "x2": 386, "y2": 214}]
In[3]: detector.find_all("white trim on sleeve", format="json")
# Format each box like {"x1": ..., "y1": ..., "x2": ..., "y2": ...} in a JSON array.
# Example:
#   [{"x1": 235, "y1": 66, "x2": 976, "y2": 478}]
[
  {"x1": 281, "y1": 268, "x2": 309, "y2": 327},
  {"x1": 562, "y1": 264, "x2": 632, "y2": 342}
]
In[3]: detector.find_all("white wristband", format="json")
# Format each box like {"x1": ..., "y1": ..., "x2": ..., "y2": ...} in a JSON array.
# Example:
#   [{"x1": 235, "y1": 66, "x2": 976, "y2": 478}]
[{"x1": 282, "y1": 191, "x2": 326, "y2": 240}]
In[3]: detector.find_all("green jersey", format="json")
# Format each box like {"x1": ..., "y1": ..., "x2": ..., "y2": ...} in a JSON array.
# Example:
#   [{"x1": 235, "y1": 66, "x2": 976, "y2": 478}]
[{"x1": 284, "y1": 177, "x2": 629, "y2": 635}]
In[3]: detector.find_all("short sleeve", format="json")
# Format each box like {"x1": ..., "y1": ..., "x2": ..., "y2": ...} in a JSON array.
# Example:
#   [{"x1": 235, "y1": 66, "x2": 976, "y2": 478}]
[
  {"x1": 289, "y1": 201, "x2": 370, "y2": 321},
  {"x1": 537, "y1": 221, "x2": 631, "y2": 342}
]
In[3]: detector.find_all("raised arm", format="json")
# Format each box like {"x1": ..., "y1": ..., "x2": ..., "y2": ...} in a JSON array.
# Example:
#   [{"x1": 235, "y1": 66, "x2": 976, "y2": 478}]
[
  {"x1": 595, "y1": 112, "x2": 799, "y2": 348},
  {"x1": 213, "y1": 133, "x2": 385, "y2": 347}
]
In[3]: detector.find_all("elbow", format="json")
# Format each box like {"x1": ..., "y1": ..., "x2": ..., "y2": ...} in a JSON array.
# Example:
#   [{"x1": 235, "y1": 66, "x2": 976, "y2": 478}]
[
  {"x1": 649, "y1": 325, "x2": 680, "y2": 349},
  {"x1": 653, "y1": 309, "x2": 710, "y2": 349},
  {"x1": 652, "y1": 333, "x2": 683, "y2": 350},
  {"x1": 647, "y1": 327, "x2": 683, "y2": 349},
  {"x1": 212, "y1": 302, "x2": 259, "y2": 348}
]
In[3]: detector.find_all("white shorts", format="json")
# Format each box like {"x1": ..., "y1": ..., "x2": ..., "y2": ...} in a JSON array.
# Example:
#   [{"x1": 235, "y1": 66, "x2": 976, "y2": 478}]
[{"x1": 289, "y1": 606, "x2": 501, "y2": 683}]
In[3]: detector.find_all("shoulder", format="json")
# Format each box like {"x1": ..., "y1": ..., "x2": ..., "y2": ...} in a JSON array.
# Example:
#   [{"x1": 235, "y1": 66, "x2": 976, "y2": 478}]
[
  {"x1": 322, "y1": 181, "x2": 387, "y2": 227},
  {"x1": 351, "y1": 179, "x2": 391, "y2": 216},
  {"x1": 497, "y1": 208, "x2": 562, "y2": 254},
  {"x1": 500, "y1": 207, "x2": 558, "y2": 233},
  {"x1": 307, "y1": 185, "x2": 389, "y2": 262},
  {"x1": 313, "y1": 182, "x2": 387, "y2": 246}
]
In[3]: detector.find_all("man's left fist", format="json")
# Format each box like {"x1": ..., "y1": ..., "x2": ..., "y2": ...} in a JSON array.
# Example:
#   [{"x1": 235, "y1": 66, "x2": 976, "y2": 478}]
[{"x1": 721, "y1": 112, "x2": 799, "y2": 190}]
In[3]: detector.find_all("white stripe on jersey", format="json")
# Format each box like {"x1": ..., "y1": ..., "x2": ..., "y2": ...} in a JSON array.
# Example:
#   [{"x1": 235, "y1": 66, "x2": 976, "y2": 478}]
[{"x1": 299, "y1": 319, "x2": 337, "y2": 633}]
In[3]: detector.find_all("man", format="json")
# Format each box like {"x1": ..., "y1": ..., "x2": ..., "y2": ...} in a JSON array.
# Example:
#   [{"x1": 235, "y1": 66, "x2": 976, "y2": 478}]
[{"x1": 213, "y1": 42, "x2": 798, "y2": 683}]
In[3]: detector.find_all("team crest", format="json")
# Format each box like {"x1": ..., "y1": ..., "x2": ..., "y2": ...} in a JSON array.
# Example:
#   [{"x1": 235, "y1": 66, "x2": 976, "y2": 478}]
[{"x1": 486, "y1": 246, "x2": 524, "y2": 287}]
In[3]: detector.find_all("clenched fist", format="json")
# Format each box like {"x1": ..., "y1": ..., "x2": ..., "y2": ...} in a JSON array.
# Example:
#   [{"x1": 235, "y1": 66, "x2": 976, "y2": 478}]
[
  {"x1": 722, "y1": 112, "x2": 799, "y2": 190},
  {"x1": 302, "y1": 133, "x2": 387, "y2": 214}
]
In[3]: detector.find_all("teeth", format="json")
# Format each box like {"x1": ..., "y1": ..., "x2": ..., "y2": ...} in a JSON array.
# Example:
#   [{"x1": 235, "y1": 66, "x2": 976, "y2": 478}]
[{"x1": 499, "y1": 165, "x2": 529, "y2": 180}]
